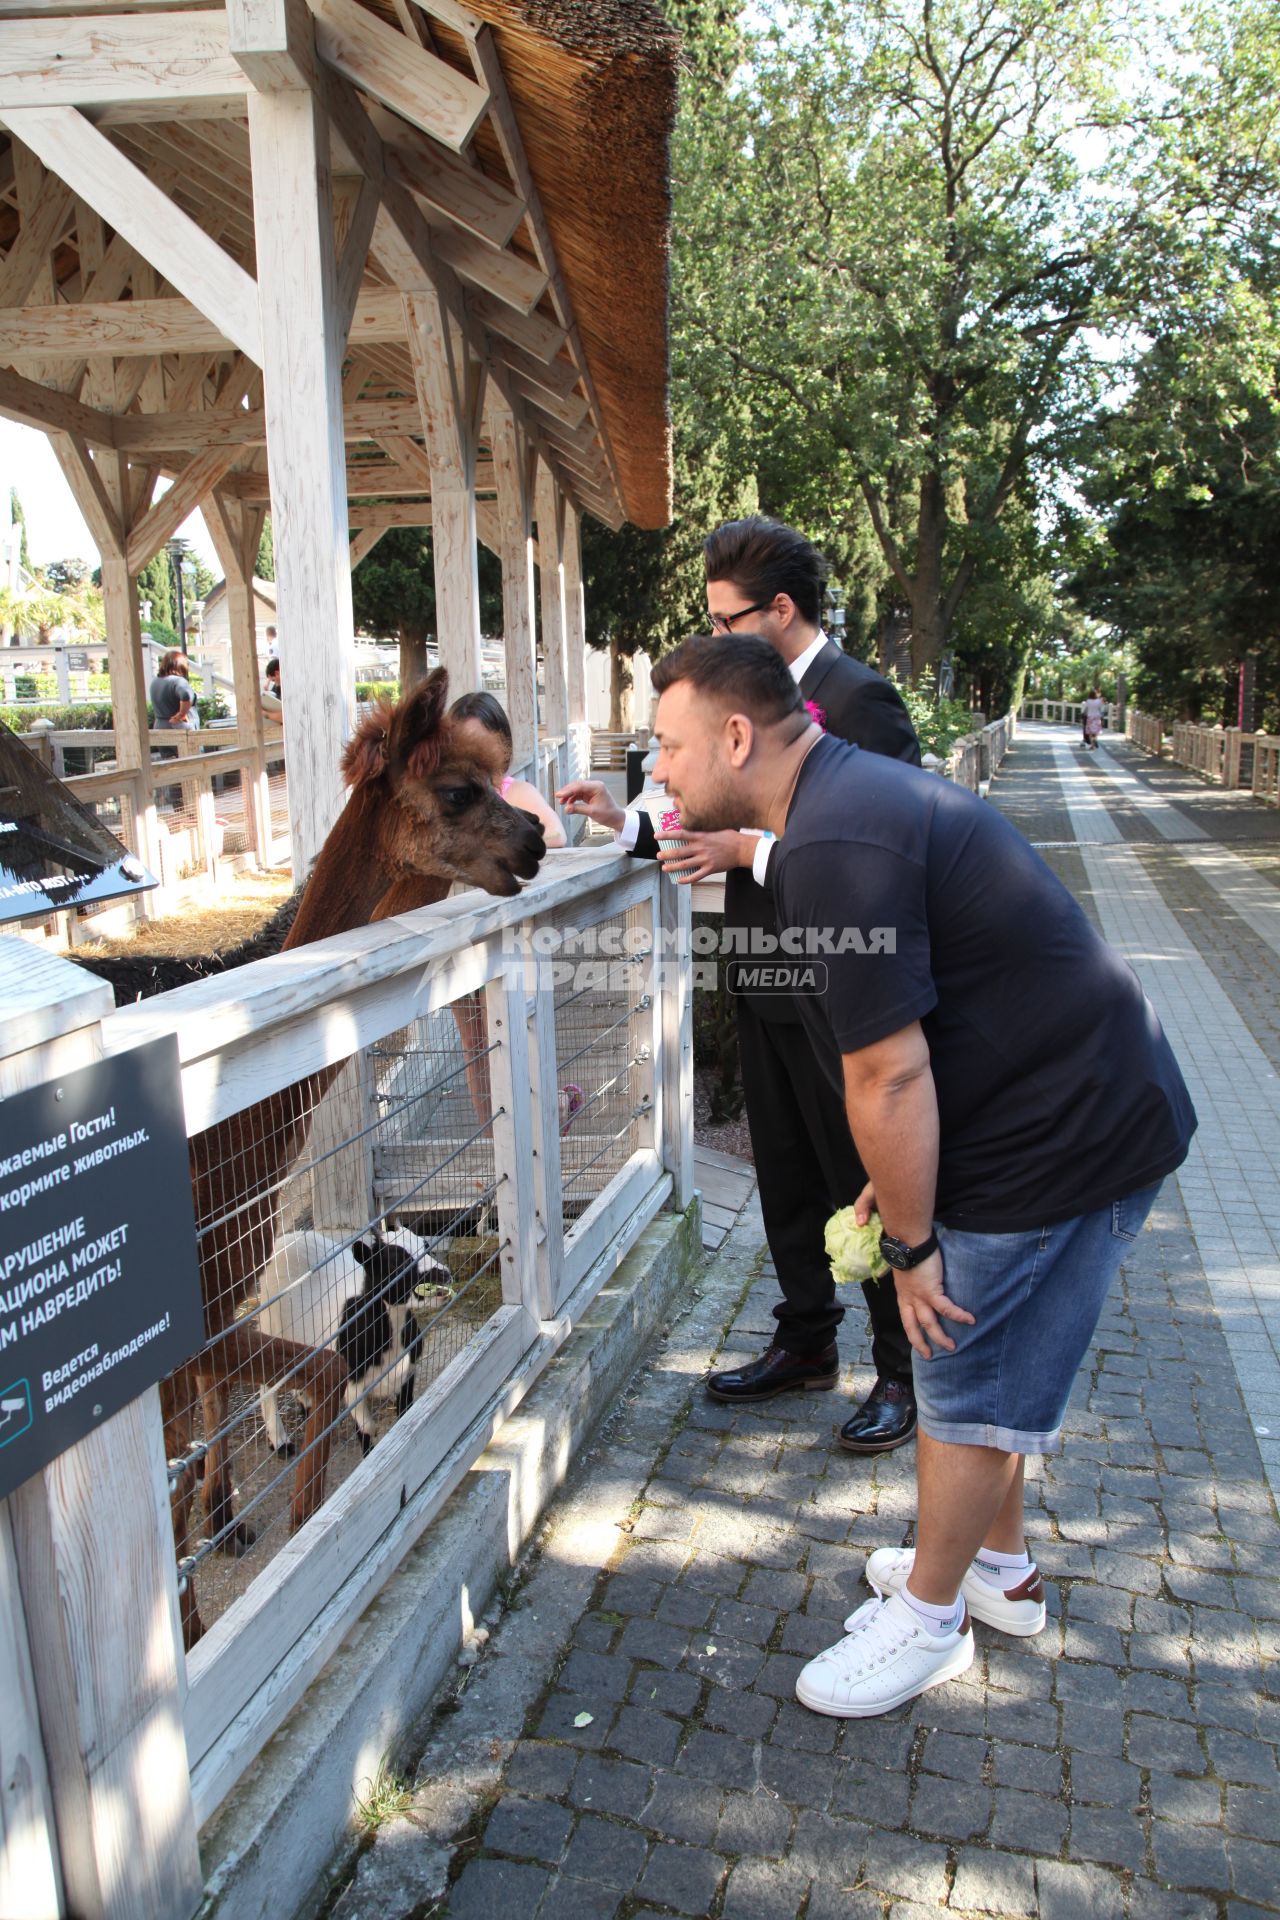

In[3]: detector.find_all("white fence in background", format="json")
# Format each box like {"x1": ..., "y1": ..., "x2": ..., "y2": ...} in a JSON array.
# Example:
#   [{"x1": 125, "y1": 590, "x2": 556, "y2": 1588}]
[{"x1": 1127, "y1": 711, "x2": 1280, "y2": 807}]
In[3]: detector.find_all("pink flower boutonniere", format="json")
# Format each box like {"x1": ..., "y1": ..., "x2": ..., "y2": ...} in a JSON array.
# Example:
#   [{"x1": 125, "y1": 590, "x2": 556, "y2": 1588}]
[{"x1": 804, "y1": 700, "x2": 827, "y2": 730}]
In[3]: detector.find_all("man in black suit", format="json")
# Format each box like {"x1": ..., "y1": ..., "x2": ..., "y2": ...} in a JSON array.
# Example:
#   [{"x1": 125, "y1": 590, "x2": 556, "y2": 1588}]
[{"x1": 558, "y1": 517, "x2": 921, "y2": 1453}]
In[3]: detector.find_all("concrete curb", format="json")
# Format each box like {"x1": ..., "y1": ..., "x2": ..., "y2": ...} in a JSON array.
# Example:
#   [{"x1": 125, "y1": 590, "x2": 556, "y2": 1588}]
[{"x1": 197, "y1": 1198, "x2": 703, "y2": 1920}]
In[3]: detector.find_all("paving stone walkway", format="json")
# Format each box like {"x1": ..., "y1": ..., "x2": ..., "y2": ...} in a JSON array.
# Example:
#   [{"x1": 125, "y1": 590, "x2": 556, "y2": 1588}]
[{"x1": 330, "y1": 726, "x2": 1280, "y2": 1920}]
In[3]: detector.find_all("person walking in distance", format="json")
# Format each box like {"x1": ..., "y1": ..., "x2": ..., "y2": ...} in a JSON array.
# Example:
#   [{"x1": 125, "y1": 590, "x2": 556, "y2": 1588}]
[{"x1": 559, "y1": 517, "x2": 922, "y2": 1453}]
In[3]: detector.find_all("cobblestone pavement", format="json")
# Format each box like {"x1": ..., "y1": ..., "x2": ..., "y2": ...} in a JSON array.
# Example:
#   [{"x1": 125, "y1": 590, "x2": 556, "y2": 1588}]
[{"x1": 333, "y1": 728, "x2": 1280, "y2": 1920}]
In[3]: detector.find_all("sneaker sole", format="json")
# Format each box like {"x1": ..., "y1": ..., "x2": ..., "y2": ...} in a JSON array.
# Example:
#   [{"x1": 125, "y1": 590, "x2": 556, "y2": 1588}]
[
  {"x1": 795, "y1": 1631, "x2": 974, "y2": 1717},
  {"x1": 837, "y1": 1419, "x2": 918, "y2": 1455},
  {"x1": 705, "y1": 1375, "x2": 837, "y2": 1404},
  {"x1": 867, "y1": 1572, "x2": 1046, "y2": 1638}
]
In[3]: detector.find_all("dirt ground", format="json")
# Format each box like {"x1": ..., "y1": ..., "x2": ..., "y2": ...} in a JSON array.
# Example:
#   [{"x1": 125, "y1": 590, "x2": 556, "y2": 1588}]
[{"x1": 692, "y1": 1062, "x2": 753, "y2": 1164}]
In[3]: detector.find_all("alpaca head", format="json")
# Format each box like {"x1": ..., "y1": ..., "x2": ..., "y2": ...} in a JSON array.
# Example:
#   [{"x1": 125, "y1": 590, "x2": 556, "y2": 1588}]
[{"x1": 342, "y1": 670, "x2": 545, "y2": 897}]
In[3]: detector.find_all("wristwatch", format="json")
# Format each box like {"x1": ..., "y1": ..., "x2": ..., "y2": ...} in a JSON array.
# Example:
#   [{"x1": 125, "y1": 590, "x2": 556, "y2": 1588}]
[{"x1": 879, "y1": 1229, "x2": 939, "y2": 1271}]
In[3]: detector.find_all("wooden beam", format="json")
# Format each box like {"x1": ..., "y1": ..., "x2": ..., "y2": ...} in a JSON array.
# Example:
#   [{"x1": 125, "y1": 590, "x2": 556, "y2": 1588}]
[
  {"x1": 124, "y1": 354, "x2": 257, "y2": 570},
  {"x1": 126, "y1": 446, "x2": 241, "y2": 573},
  {"x1": 348, "y1": 500, "x2": 431, "y2": 529},
  {"x1": 405, "y1": 285, "x2": 483, "y2": 686},
  {"x1": 245, "y1": 61, "x2": 355, "y2": 875},
  {"x1": 0, "y1": 171, "x2": 73, "y2": 306},
  {"x1": 409, "y1": 0, "x2": 483, "y2": 36},
  {"x1": 51, "y1": 433, "x2": 124, "y2": 554},
  {"x1": 507, "y1": 368, "x2": 588, "y2": 432},
  {"x1": 335, "y1": 172, "x2": 381, "y2": 340},
  {"x1": 535, "y1": 452, "x2": 567, "y2": 740},
  {"x1": 468, "y1": 289, "x2": 566, "y2": 367},
  {"x1": 0, "y1": 285, "x2": 420, "y2": 356},
  {"x1": 112, "y1": 397, "x2": 430, "y2": 450},
  {"x1": 306, "y1": 0, "x2": 489, "y2": 154},
  {"x1": 0, "y1": 364, "x2": 115, "y2": 442},
  {"x1": 489, "y1": 337, "x2": 582, "y2": 403},
  {"x1": 488, "y1": 386, "x2": 537, "y2": 769},
  {"x1": 0, "y1": 12, "x2": 249, "y2": 110},
  {"x1": 382, "y1": 127, "x2": 524, "y2": 253},
  {"x1": 0, "y1": 107, "x2": 263, "y2": 364},
  {"x1": 349, "y1": 524, "x2": 388, "y2": 565}
]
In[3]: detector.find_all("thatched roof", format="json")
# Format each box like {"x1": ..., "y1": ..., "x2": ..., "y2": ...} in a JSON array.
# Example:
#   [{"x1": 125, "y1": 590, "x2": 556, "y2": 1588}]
[{"x1": 370, "y1": 0, "x2": 680, "y2": 529}]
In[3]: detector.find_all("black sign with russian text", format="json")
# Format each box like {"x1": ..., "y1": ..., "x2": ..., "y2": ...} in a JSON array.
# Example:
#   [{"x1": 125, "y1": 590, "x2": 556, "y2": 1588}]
[{"x1": 0, "y1": 1036, "x2": 203, "y2": 1498}]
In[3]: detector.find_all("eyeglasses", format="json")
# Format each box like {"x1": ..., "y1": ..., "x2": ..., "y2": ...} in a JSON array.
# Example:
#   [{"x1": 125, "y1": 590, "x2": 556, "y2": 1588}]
[{"x1": 708, "y1": 599, "x2": 774, "y2": 634}]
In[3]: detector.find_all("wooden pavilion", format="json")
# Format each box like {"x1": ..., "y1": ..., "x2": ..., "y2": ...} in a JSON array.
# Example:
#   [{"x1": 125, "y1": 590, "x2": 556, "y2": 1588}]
[{"x1": 0, "y1": 0, "x2": 677, "y2": 876}]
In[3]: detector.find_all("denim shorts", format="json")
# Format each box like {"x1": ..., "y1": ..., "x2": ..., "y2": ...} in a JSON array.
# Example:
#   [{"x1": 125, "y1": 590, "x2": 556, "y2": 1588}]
[{"x1": 912, "y1": 1184, "x2": 1162, "y2": 1454}]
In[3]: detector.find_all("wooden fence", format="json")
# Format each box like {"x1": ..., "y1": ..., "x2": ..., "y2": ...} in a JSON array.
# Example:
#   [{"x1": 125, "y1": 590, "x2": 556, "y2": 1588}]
[
  {"x1": 1019, "y1": 697, "x2": 1119, "y2": 727},
  {"x1": 1, "y1": 847, "x2": 693, "y2": 1899},
  {"x1": 945, "y1": 712, "x2": 1017, "y2": 790},
  {"x1": 1128, "y1": 712, "x2": 1280, "y2": 807}
]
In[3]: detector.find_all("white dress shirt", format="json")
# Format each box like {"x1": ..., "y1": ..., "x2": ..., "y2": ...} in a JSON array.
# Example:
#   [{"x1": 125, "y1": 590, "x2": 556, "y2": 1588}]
[{"x1": 617, "y1": 632, "x2": 830, "y2": 885}]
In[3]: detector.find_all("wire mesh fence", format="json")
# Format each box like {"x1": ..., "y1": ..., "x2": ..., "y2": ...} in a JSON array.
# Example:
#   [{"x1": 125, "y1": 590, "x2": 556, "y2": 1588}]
[
  {"x1": 158, "y1": 875, "x2": 669, "y2": 1645},
  {"x1": 166, "y1": 992, "x2": 511, "y2": 1639},
  {"x1": 548, "y1": 899, "x2": 654, "y2": 1232}
]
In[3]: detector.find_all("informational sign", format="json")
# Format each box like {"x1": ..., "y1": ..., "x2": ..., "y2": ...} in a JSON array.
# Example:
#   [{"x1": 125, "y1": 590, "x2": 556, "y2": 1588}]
[
  {"x1": 65, "y1": 649, "x2": 90, "y2": 673},
  {"x1": 0, "y1": 1037, "x2": 204, "y2": 1498}
]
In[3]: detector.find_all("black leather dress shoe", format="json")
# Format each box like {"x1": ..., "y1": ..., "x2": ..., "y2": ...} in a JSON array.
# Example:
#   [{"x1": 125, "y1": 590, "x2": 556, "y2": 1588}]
[
  {"x1": 705, "y1": 1342, "x2": 839, "y2": 1403},
  {"x1": 838, "y1": 1377, "x2": 917, "y2": 1453}
]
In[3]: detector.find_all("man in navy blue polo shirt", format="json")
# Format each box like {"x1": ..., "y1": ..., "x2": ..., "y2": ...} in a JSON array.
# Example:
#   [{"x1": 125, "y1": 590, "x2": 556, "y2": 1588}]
[{"x1": 647, "y1": 633, "x2": 1195, "y2": 1719}]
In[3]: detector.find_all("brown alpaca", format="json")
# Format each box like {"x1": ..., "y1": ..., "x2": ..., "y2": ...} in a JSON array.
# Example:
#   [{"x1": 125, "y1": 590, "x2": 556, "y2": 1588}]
[{"x1": 168, "y1": 671, "x2": 545, "y2": 1646}]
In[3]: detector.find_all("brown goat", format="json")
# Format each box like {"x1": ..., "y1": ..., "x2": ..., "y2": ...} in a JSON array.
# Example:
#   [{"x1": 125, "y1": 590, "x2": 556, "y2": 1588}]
[{"x1": 168, "y1": 671, "x2": 545, "y2": 1646}]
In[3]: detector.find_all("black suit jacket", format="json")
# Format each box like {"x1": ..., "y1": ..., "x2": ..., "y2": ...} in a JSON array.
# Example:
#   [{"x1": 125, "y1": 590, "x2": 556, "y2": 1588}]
[{"x1": 631, "y1": 643, "x2": 920, "y2": 1021}]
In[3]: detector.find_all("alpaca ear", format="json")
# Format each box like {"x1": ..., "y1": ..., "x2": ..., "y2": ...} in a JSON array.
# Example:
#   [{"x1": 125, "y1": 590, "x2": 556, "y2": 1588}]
[
  {"x1": 342, "y1": 702, "x2": 394, "y2": 789},
  {"x1": 391, "y1": 667, "x2": 450, "y2": 781}
]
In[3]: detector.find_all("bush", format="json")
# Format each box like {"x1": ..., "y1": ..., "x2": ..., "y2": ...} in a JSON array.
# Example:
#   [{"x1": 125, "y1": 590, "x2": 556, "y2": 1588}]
[
  {"x1": 356, "y1": 681, "x2": 399, "y2": 703},
  {"x1": 0, "y1": 702, "x2": 114, "y2": 731},
  {"x1": 888, "y1": 674, "x2": 981, "y2": 759}
]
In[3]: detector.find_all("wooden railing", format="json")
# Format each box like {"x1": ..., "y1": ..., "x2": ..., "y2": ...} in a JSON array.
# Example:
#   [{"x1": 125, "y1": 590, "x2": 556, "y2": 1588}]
[
  {"x1": 1132, "y1": 717, "x2": 1280, "y2": 807},
  {"x1": 20, "y1": 722, "x2": 289, "y2": 903},
  {"x1": 1019, "y1": 698, "x2": 1119, "y2": 728},
  {"x1": 1126, "y1": 710, "x2": 1165, "y2": 756},
  {"x1": 945, "y1": 711, "x2": 1017, "y2": 791},
  {"x1": 88, "y1": 847, "x2": 692, "y2": 1827}
]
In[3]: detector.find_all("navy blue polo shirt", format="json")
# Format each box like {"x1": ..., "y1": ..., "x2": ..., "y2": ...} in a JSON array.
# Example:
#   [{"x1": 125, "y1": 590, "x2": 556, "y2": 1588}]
[{"x1": 772, "y1": 734, "x2": 1196, "y2": 1231}]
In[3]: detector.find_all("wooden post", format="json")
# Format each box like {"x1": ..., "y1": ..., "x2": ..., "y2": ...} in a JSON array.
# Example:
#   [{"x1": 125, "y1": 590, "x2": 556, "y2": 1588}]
[
  {"x1": 235, "y1": 6, "x2": 355, "y2": 878},
  {"x1": 562, "y1": 496, "x2": 588, "y2": 730},
  {"x1": 0, "y1": 942, "x2": 202, "y2": 1920},
  {"x1": 205, "y1": 492, "x2": 273, "y2": 866},
  {"x1": 49, "y1": 443, "x2": 160, "y2": 901},
  {"x1": 659, "y1": 868, "x2": 695, "y2": 1211},
  {"x1": 535, "y1": 454, "x2": 567, "y2": 765},
  {"x1": 487, "y1": 389, "x2": 537, "y2": 773},
  {"x1": 404, "y1": 286, "x2": 484, "y2": 693},
  {"x1": 561, "y1": 494, "x2": 590, "y2": 818}
]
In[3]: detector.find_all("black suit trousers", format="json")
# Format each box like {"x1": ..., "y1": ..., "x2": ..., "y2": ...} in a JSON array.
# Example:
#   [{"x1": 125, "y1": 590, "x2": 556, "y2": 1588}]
[{"x1": 735, "y1": 998, "x2": 914, "y2": 1383}]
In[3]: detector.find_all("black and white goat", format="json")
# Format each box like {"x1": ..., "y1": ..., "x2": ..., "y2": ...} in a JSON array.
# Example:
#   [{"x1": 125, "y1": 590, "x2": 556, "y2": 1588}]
[{"x1": 256, "y1": 1227, "x2": 451, "y2": 1457}]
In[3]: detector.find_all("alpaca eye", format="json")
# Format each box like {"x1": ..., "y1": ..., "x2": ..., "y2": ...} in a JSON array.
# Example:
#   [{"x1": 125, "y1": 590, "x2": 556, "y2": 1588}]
[{"x1": 438, "y1": 785, "x2": 476, "y2": 811}]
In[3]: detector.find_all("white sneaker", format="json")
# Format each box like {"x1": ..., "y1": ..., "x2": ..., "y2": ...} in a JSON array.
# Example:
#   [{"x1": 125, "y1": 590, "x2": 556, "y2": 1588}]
[
  {"x1": 861, "y1": 1546, "x2": 1047, "y2": 1638},
  {"x1": 795, "y1": 1592, "x2": 974, "y2": 1718}
]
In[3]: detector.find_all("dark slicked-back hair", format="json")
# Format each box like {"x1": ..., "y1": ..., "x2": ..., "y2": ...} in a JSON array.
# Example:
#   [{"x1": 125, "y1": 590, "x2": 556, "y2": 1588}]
[
  {"x1": 703, "y1": 516, "x2": 827, "y2": 627},
  {"x1": 652, "y1": 634, "x2": 806, "y2": 732}
]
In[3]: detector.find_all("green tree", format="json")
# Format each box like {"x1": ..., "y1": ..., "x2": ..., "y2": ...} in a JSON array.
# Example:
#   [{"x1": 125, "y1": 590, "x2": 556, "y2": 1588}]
[
  {"x1": 10, "y1": 487, "x2": 30, "y2": 571},
  {"x1": 255, "y1": 515, "x2": 275, "y2": 582},
  {"x1": 44, "y1": 556, "x2": 90, "y2": 595},
  {"x1": 136, "y1": 552, "x2": 174, "y2": 632},
  {"x1": 350, "y1": 528, "x2": 502, "y2": 689},
  {"x1": 674, "y1": 0, "x2": 1280, "y2": 685}
]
